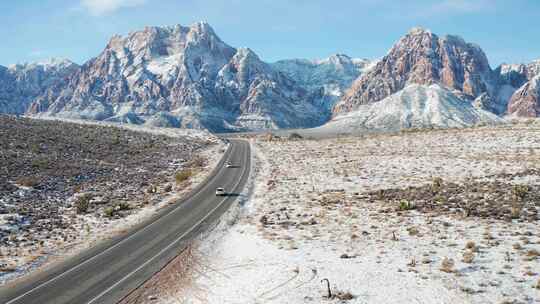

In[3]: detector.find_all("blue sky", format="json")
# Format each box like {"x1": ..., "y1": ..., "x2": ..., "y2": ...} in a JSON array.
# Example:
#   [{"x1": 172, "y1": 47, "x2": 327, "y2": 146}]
[{"x1": 1, "y1": 0, "x2": 539, "y2": 67}]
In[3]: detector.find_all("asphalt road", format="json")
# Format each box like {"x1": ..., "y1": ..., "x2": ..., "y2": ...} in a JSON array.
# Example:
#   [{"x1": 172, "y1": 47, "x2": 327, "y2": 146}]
[{"x1": 0, "y1": 139, "x2": 251, "y2": 304}]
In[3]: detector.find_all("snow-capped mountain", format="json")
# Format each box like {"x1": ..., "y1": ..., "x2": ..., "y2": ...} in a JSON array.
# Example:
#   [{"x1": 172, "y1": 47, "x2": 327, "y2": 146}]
[
  {"x1": 0, "y1": 58, "x2": 78, "y2": 114},
  {"x1": 272, "y1": 54, "x2": 374, "y2": 112},
  {"x1": 333, "y1": 28, "x2": 503, "y2": 116},
  {"x1": 319, "y1": 84, "x2": 502, "y2": 133},
  {"x1": 496, "y1": 60, "x2": 540, "y2": 117},
  {"x1": 215, "y1": 48, "x2": 325, "y2": 129},
  {"x1": 508, "y1": 75, "x2": 540, "y2": 117},
  {"x1": 26, "y1": 22, "x2": 326, "y2": 132},
  {"x1": 2, "y1": 23, "x2": 540, "y2": 133}
]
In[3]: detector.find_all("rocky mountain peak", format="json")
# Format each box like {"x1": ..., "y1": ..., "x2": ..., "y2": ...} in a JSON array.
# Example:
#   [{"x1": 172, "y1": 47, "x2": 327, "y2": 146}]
[
  {"x1": 407, "y1": 27, "x2": 432, "y2": 36},
  {"x1": 333, "y1": 28, "x2": 496, "y2": 115},
  {"x1": 23, "y1": 22, "x2": 326, "y2": 132}
]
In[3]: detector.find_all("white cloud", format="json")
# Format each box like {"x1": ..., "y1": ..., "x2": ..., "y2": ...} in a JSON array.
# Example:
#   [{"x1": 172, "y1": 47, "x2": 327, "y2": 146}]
[{"x1": 81, "y1": 0, "x2": 147, "y2": 16}]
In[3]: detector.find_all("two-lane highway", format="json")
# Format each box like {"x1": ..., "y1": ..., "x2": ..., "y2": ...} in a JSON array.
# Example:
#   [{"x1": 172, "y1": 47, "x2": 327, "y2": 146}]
[{"x1": 0, "y1": 139, "x2": 251, "y2": 304}]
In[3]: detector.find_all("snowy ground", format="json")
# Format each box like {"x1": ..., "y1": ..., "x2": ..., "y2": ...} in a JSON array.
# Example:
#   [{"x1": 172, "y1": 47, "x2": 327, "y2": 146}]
[
  {"x1": 176, "y1": 122, "x2": 540, "y2": 304},
  {"x1": 0, "y1": 119, "x2": 225, "y2": 285}
]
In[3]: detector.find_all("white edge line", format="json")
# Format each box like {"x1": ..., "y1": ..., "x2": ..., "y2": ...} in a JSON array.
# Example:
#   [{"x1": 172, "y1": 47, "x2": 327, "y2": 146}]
[
  {"x1": 86, "y1": 140, "x2": 250, "y2": 304},
  {"x1": 5, "y1": 141, "x2": 235, "y2": 304}
]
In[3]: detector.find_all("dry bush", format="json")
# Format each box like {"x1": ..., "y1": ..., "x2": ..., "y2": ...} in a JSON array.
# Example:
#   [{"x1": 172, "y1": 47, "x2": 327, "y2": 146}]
[
  {"x1": 510, "y1": 202, "x2": 523, "y2": 219},
  {"x1": 16, "y1": 176, "x2": 40, "y2": 188},
  {"x1": 398, "y1": 200, "x2": 416, "y2": 211},
  {"x1": 440, "y1": 257, "x2": 455, "y2": 273},
  {"x1": 175, "y1": 170, "x2": 192, "y2": 184},
  {"x1": 526, "y1": 249, "x2": 540, "y2": 258},
  {"x1": 431, "y1": 177, "x2": 443, "y2": 192},
  {"x1": 335, "y1": 291, "x2": 354, "y2": 301},
  {"x1": 465, "y1": 241, "x2": 477, "y2": 251},
  {"x1": 407, "y1": 226, "x2": 420, "y2": 236},
  {"x1": 187, "y1": 156, "x2": 206, "y2": 168},
  {"x1": 512, "y1": 184, "x2": 529, "y2": 200},
  {"x1": 104, "y1": 207, "x2": 114, "y2": 218},
  {"x1": 74, "y1": 194, "x2": 92, "y2": 214},
  {"x1": 462, "y1": 250, "x2": 475, "y2": 264}
]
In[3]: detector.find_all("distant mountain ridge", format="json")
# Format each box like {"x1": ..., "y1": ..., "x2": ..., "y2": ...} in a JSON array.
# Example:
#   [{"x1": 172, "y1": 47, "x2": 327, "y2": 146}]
[
  {"x1": 271, "y1": 54, "x2": 374, "y2": 112},
  {"x1": 24, "y1": 22, "x2": 329, "y2": 132},
  {"x1": 1, "y1": 23, "x2": 540, "y2": 133},
  {"x1": 0, "y1": 59, "x2": 78, "y2": 115}
]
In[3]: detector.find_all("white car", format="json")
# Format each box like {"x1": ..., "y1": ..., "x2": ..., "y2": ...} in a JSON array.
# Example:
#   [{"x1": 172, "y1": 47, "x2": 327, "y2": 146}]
[
  {"x1": 215, "y1": 187, "x2": 226, "y2": 196},
  {"x1": 225, "y1": 161, "x2": 233, "y2": 168}
]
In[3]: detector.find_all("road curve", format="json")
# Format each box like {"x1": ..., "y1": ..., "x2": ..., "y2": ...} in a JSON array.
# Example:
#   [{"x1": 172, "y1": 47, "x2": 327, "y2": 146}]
[{"x1": 0, "y1": 139, "x2": 251, "y2": 304}]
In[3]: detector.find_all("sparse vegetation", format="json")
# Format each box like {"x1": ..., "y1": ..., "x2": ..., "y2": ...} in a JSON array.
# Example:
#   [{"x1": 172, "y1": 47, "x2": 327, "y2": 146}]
[
  {"x1": 175, "y1": 169, "x2": 193, "y2": 184},
  {"x1": 367, "y1": 177, "x2": 540, "y2": 222},
  {"x1": 398, "y1": 199, "x2": 416, "y2": 211},
  {"x1": 465, "y1": 241, "x2": 476, "y2": 251},
  {"x1": 15, "y1": 176, "x2": 40, "y2": 188},
  {"x1": 74, "y1": 194, "x2": 92, "y2": 214},
  {"x1": 462, "y1": 250, "x2": 475, "y2": 263},
  {"x1": 440, "y1": 257, "x2": 455, "y2": 273},
  {"x1": 104, "y1": 207, "x2": 115, "y2": 218},
  {"x1": 0, "y1": 115, "x2": 215, "y2": 275},
  {"x1": 431, "y1": 177, "x2": 443, "y2": 192},
  {"x1": 288, "y1": 132, "x2": 303, "y2": 140},
  {"x1": 525, "y1": 249, "x2": 540, "y2": 258},
  {"x1": 511, "y1": 184, "x2": 529, "y2": 200}
]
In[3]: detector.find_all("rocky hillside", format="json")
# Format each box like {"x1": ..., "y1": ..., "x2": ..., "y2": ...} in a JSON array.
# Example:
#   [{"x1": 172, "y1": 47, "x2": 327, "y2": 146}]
[
  {"x1": 26, "y1": 22, "x2": 326, "y2": 132},
  {"x1": 333, "y1": 28, "x2": 504, "y2": 116},
  {"x1": 508, "y1": 75, "x2": 540, "y2": 117},
  {"x1": 499, "y1": 61, "x2": 540, "y2": 117},
  {"x1": 272, "y1": 54, "x2": 373, "y2": 111}
]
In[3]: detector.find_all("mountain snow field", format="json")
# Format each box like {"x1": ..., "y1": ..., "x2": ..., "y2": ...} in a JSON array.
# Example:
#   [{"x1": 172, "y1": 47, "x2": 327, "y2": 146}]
[{"x1": 319, "y1": 84, "x2": 503, "y2": 134}]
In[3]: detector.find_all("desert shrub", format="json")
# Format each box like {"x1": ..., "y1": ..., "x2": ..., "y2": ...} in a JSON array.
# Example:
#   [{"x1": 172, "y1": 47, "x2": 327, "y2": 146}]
[
  {"x1": 175, "y1": 170, "x2": 192, "y2": 184},
  {"x1": 163, "y1": 184, "x2": 173, "y2": 193},
  {"x1": 146, "y1": 185, "x2": 157, "y2": 194},
  {"x1": 31, "y1": 158, "x2": 49, "y2": 169},
  {"x1": 510, "y1": 202, "x2": 522, "y2": 219},
  {"x1": 335, "y1": 291, "x2": 354, "y2": 300},
  {"x1": 465, "y1": 241, "x2": 477, "y2": 251},
  {"x1": 432, "y1": 177, "x2": 443, "y2": 192},
  {"x1": 512, "y1": 184, "x2": 529, "y2": 200},
  {"x1": 398, "y1": 200, "x2": 416, "y2": 211},
  {"x1": 440, "y1": 257, "x2": 455, "y2": 273},
  {"x1": 187, "y1": 156, "x2": 205, "y2": 168},
  {"x1": 526, "y1": 249, "x2": 540, "y2": 258},
  {"x1": 104, "y1": 207, "x2": 115, "y2": 217},
  {"x1": 75, "y1": 194, "x2": 92, "y2": 214},
  {"x1": 116, "y1": 202, "x2": 130, "y2": 211},
  {"x1": 16, "y1": 176, "x2": 40, "y2": 188},
  {"x1": 407, "y1": 226, "x2": 419, "y2": 236},
  {"x1": 288, "y1": 132, "x2": 303, "y2": 140},
  {"x1": 462, "y1": 250, "x2": 475, "y2": 263}
]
